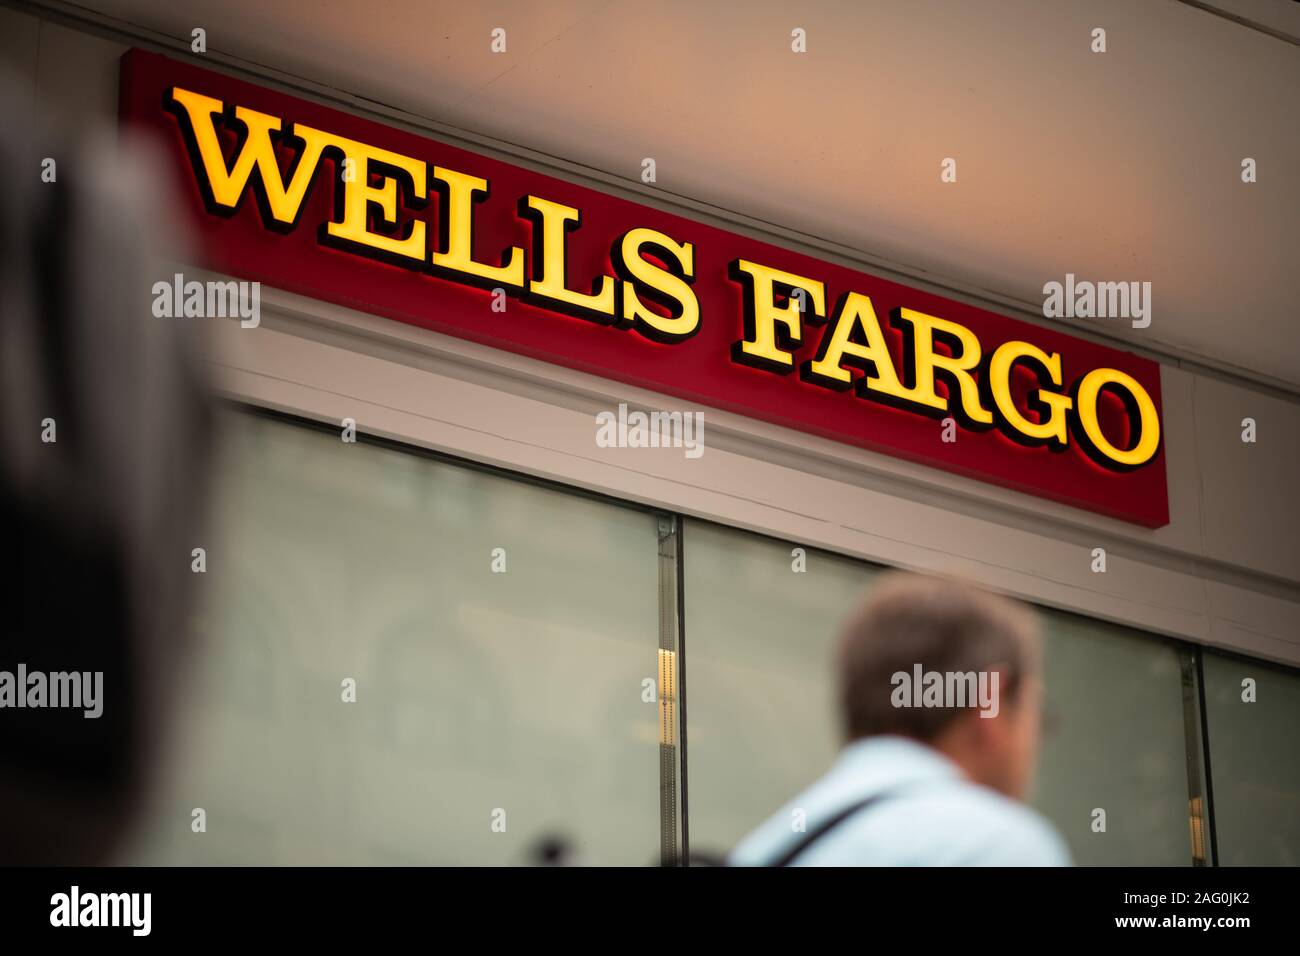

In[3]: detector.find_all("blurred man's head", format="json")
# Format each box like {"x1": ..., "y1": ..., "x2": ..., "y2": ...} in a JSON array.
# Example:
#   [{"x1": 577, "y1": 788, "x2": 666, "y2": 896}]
[{"x1": 837, "y1": 573, "x2": 1044, "y2": 799}]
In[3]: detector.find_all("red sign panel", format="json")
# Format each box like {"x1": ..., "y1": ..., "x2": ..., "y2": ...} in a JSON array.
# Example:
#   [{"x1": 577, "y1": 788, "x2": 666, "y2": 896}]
[{"x1": 120, "y1": 49, "x2": 1169, "y2": 527}]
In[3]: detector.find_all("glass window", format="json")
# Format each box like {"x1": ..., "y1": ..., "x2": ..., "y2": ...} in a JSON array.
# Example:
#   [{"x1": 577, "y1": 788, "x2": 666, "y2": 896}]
[
  {"x1": 1201, "y1": 650, "x2": 1300, "y2": 865},
  {"x1": 122, "y1": 409, "x2": 1295, "y2": 869},
  {"x1": 1032, "y1": 614, "x2": 1194, "y2": 865},
  {"x1": 681, "y1": 519, "x2": 877, "y2": 856},
  {"x1": 126, "y1": 410, "x2": 663, "y2": 865},
  {"x1": 680, "y1": 518, "x2": 1196, "y2": 865}
]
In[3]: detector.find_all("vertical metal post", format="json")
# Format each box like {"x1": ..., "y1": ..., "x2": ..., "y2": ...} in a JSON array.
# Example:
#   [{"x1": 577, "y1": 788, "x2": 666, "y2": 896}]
[
  {"x1": 1194, "y1": 646, "x2": 1220, "y2": 866},
  {"x1": 675, "y1": 515, "x2": 689, "y2": 864},
  {"x1": 1178, "y1": 645, "x2": 1215, "y2": 866},
  {"x1": 656, "y1": 515, "x2": 681, "y2": 866}
]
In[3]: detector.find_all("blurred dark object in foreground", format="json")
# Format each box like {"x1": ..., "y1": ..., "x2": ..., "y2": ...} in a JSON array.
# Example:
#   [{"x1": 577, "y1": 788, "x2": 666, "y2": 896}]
[
  {"x1": 530, "y1": 834, "x2": 584, "y2": 867},
  {"x1": 0, "y1": 73, "x2": 213, "y2": 864}
]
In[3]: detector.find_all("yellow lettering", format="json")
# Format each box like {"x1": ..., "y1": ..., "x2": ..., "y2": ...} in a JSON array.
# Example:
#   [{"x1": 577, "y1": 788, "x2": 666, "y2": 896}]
[
  {"x1": 892, "y1": 308, "x2": 993, "y2": 425},
  {"x1": 520, "y1": 195, "x2": 615, "y2": 320},
  {"x1": 315, "y1": 129, "x2": 427, "y2": 264},
  {"x1": 987, "y1": 341, "x2": 1072, "y2": 446},
  {"x1": 802, "y1": 293, "x2": 909, "y2": 402},
  {"x1": 430, "y1": 167, "x2": 525, "y2": 288},
  {"x1": 166, "y1": 86, "x2": 327, "y2": 228},
  {"x1": 729, "y1": 259, "x2": 825, "y2": 373},
  {"x1": 613, "y1": 228, "x2": 699, "y2": 342},
  {"x1": 1072, "y1": 368, "x2": 1161, "y2": 468}
]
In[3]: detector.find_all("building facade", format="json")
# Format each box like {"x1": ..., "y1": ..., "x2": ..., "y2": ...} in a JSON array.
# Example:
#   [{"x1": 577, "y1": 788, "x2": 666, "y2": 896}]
[{"x1": 4, "y1": 0, "x2": 1298, "y2": 866}]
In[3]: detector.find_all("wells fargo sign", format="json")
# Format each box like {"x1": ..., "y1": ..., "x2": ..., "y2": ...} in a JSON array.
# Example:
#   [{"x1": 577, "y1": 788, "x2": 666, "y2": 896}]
[{"x1": 121, "y1": 50, "x2": 1169, "y2": 526}]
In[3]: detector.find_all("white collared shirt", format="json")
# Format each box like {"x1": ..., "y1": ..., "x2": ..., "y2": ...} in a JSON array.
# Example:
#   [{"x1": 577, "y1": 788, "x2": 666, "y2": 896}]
[{"x1": 729, "y1": 735, "x2": 1072, "y2": 866}]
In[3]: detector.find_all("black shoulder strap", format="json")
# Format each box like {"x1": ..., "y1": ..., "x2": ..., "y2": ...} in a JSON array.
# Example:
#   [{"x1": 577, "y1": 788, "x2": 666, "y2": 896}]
[{"x1": 770, "y1": 792, "x2": 895, "y2": 867}]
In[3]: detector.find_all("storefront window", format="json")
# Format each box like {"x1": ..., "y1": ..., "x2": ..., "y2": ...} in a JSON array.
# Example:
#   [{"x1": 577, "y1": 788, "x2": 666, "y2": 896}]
[
  {"x1": 681, "y1": 520, "x2": 1197, "y2": 865},
  {"x1": 124, "y1": 410, "x2": 1293, "y2": 868},
  {"x1": 1201, "y1": 650, "x2": 1300, "y2": 865},
  {"x1": 127, "y1": 411, "x2": 663, "y2": 865},
  {"x1": 1032, "y1": 615, "x2": 1194, "y2": 865},
  {"x1": 681, "y1": 519, "x2": 877, "y2": 856}
]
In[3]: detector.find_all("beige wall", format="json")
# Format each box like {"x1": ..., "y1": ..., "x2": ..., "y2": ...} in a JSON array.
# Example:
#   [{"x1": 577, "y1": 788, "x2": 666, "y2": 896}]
[{"x1": 5, "y1": 4, "x2": 1298, "y2": 666}]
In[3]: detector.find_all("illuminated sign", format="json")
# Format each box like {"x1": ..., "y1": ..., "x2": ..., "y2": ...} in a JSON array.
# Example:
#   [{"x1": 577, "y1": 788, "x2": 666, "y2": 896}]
[{"x1": 121, "y1": 50, "x2": 1169, "y2": 526}]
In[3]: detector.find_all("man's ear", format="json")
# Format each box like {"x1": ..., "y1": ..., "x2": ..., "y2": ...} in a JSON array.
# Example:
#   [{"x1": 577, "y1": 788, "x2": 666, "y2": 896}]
[
  {"x1": 968, "y1": 670, "x2": 1013, "y2": 749},
  {"x1": 966, "y1": 707, "x2": 1002, "y2": 752},
  {"x1": 944, "y1": 705, "x2": 994, "y2": 757}
]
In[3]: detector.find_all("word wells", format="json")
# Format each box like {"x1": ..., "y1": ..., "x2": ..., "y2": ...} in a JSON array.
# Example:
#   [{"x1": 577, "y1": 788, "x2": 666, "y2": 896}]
[{"x1": 165, "y1": 86, "x2": 699, "y2": 345}]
